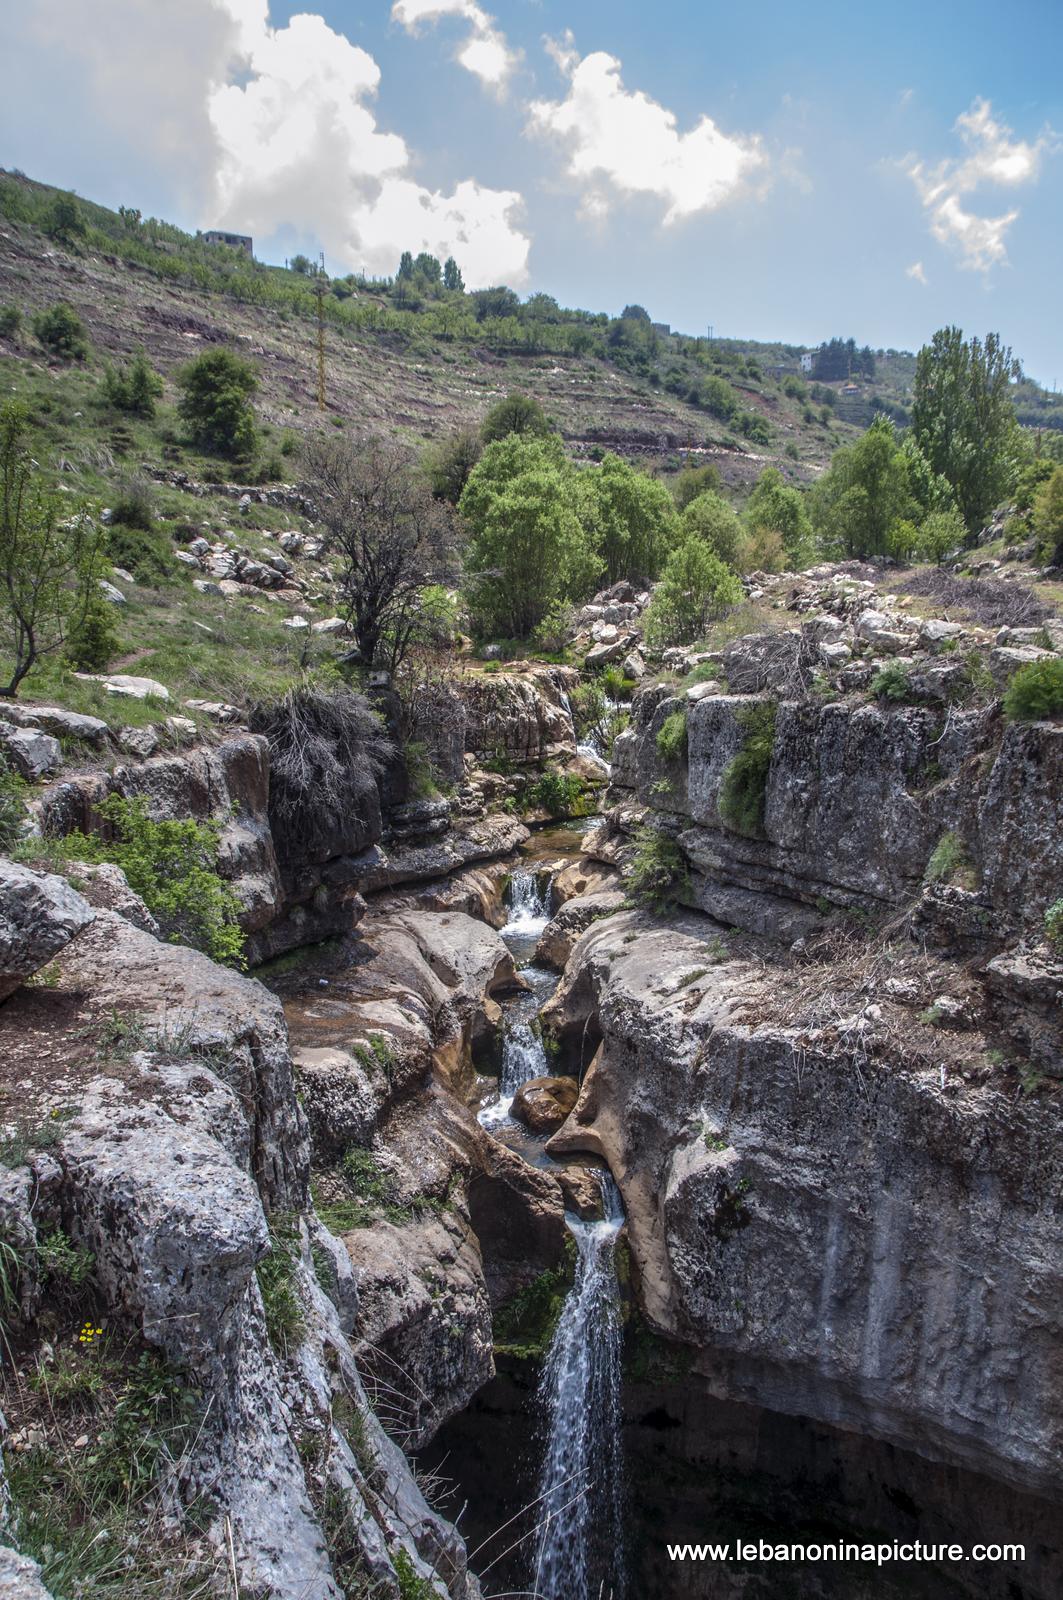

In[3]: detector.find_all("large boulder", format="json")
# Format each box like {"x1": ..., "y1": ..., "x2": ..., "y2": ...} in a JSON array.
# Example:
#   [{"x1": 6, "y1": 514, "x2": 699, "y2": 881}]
[
  {"x1": 0, "y1": 862, "x2": 95, "y2": 1002},
  {"x1": 0, "y1": 724, "x2": 62, "y2": 780},
  {"x1": 513, "y1": 1075, "x2": 579, "y2": 1134}
]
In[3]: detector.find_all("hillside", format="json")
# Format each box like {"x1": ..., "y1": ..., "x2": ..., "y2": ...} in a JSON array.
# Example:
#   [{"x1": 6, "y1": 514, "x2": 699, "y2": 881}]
[{"x1": 0, "y1": 170, "x2": 895, "y2": 492}]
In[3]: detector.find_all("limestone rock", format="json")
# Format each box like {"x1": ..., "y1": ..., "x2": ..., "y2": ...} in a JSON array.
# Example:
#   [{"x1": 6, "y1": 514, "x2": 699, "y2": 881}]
[
  {"x1": 78, "y1": 673, "x2": 170, "y2": 701},
  {"x1": 0, "y1": 861, "x2": 95, "y2": 1002},
  {"x1": 0, "y1": 1547, "x2": 54, "y2": 1599},
  {"x1": 0, "y1": 704, "x2": 109, "y2": 746},
  {"x1": 0, "y1": 725, "x2": 62, "y2": 780},
  {"x1": 536, "y1": 889, "x2": 625, "y2": 970},
  {"x1": 513, "y1": 1075, "x2": 579, "y2": 1134}
]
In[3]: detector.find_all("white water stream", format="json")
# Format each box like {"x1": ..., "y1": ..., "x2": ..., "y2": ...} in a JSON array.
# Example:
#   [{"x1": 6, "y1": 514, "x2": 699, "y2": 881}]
[{"x1": 532, "y1": 1172, "x2": 627, "y2": 1600}]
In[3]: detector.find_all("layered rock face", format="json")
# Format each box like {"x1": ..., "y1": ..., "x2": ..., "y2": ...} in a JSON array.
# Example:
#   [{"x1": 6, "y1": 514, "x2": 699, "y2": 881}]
[
  {"x1": 542, "y1": 912, "x2": 1063, "y2": 1587},
  {"x1": 0, "y1": 890, "x2": 481, "y2": 1599},
  {"x1": 613, "y1": 686, "x2": 1061, "y2": 943}
]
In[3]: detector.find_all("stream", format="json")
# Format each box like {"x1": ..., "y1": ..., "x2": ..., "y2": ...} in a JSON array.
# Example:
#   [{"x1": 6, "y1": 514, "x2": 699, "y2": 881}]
[{"x1": 475, "y1": 832, "x2": 629, "y2": 1600}]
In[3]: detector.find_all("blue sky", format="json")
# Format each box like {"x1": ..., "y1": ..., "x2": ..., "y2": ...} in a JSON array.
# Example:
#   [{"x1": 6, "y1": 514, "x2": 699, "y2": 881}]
[{"x1": 4, "y1": 0, "x2": 1062, "y2": 379}]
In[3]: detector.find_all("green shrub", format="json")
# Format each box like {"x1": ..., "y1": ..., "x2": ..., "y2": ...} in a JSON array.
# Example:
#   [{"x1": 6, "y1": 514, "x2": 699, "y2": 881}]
[
  {"x1": 393, "y1": 1547, "x2": 441, "y2": 1599},
  {"x1": 642, "y1": 534, "x2": 743, "y2": 649},
  {"x1": 626, "y1": 827, "x2": 689, "y2": 914},
  {"x1": 531, "y1": 598, "x2": 574, "y2": 655},
  {"x1": 105, "y1": 520, "x2": 173, "y2": 585},
  {"x1": 0, "y1": 305, "x2": 21, "y2": 339},
  {"x1": 871, "y1": 662, "x2": 918, "y2": 703},
  {"x1": 0, "y1": 755, "x2": 28, "y2": 850},
  {"x1": 257, "y1": 1218, "x2": 305, "y2": 1356},
  {"x1": 37, "y1": 1228, "x2": 95, "y2": 1298},
  {"x1": 32, "y1": 302, "x2": 89, "y2": 361},
  {"x1": 176, "y1": 347, "x2": 257, "y2": 459},
  {"x1": 1045, "y1": 899, "x2": 1063, "y2": 953},
  {"x1": 925, "y1": 831, "x2": 970, "y2": 885},
  {"x1": 101, "y1": 350, "x2": 163, "y2": 419},
  {"x1": 492, "y1": 1247, "x2": 575, "y2": 1358},
  {"x1": 524, "y1": 771, "x2": 589, "y2": 817},
  {"x1": 1033, "y1": 467, "x2": 1063, "y2": 564},
  {"x1": 108, "y1": 475, "x2": 155, "y2": 532},
  {"x1": 64, "y1": 590, "x2": 120, "y2": 671},
  {"x1": 58, "y1": 795, "x2": 246, "y2": 966},
  {"x1": 656, "y1": 707, "x2": 688, "y2": 762},
  {"x1": 718, "y1": 702, "x2": 776, "y2": 836},
  {"x1": 1003, "y1": 657, "x2": 1063, "y2": 721}
]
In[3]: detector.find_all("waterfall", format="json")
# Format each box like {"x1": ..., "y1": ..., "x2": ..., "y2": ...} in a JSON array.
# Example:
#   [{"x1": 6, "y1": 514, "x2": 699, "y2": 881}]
[
  {"x1": 532, "y1": 1174, "x2": 626, "y2": 1600},
  {"x1": 480, "y1": 1019, "x2": 547, "y2": 1129},
  {"x1": 504, "y1": 870, "x2": 550, "y2": 940}
]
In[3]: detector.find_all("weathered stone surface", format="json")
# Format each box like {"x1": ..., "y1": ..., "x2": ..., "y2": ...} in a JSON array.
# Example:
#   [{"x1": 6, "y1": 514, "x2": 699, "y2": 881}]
[
  {"x1": 76, "y1": 673, "x2": 170, "y2": 700},
  {"x1": 545, "y1": 912, "x2": 1063, "y2": 1505},
  {"x1": 513, "y1": 1075, "x2": 579, "y2": 1133},
  {"x1": 0, "y1": 704, "x2": 109, "y2": 745},
  {"x1": 0, "y1": 1547, "x2": 54, "y2": 1599},
  {"x1": 0, "y1": 725, "x2": 62, "y2": 780},
  {"x1": 0, "y1": 862, "x2": 95, "y2": 1002},
  {"x1": 536, "y1": 889, "x2": 625, "y2": 970},
  {"x1": 460, "y1": 666, "x2": 578, "y2": 763}
]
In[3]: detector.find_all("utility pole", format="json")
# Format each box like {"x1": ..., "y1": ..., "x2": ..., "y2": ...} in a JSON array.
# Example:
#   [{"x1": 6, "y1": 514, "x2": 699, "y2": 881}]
[{"x1": 314, "y1": 251, "x2": 327, "y2": 411}]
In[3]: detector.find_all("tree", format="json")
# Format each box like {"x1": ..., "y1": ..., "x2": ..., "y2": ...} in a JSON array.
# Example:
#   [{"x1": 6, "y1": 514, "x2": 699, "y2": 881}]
[
  {"x1": 470, "y1": 286, "x2": 521, "y2": 322},
  {"x1": 459, "y1": 434, "x2": 599, "y2": 638},
  {"x1": 303, "y1": 435, "x2": 456, "y2": 673},
  {"x1": 579, "y1": 454, "x2": 678, "y2": 585},
  {"x1": 481, "y1": 392, "x2": 552, "y2": 444},
  {"x1": 642, "y1": 535, "x2": 743, "y2": 649},
  {"x1": 811, "y1": 417, "x2": 913, "y2": 559},
  {"x1": 414, "y1": 252, "x2": 441, "y2": 284},
  {"x1": 442, "y1": 256, "x2": 464, "y2": 292},
  {"x1": 911, "y1": 327, "x2": 1022, "y2": 532},
  {"x1": 917, "y1": 507, "x2": 966, "y2": 566},
  {"x1": 620, "y1": 304, "x2": 651, "y2": 322},
  {"x1": 899, "y1": 434, "x2": 958, "y2": 519},
  {"x1": 744, "y1": 467, "x2": 813, "y2": 567},
  {"x1": 423, "y1": 428, "x2": 483, "y2": 504},
  {"x1": 176, "y1": 348, "x2": 257, "y2": 459},
  {"x1": 673, "y1": 462, "x2": 721, "y2": 510},
  {"x1": 680, "y1": 492, "x2": 743, "y2": 570},
  {"x1": 396, "y1": 251, "x2": 415, "y2": 280},
  {"x1": 33, "y1": 303, "x2": 89, "y2": 361},
  {"x1": 102, "y1": 349, "x2": 163, "y2": 419},
  {"x1": 289, "y1": 253, "x2": 313, "y2": 275},
  {"x1": 1033, "y1": 467, "x2": 1063, "y2": 565},
  {"x1": 0, "y1": 403, "x2": 106, "y2": 697},
  {"x1": 45, "y1": 193, "x2": 86, "y2": 247}
]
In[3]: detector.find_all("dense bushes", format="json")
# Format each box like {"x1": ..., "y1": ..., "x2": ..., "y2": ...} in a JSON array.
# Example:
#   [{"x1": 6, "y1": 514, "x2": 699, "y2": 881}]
[
  {"x1": 175, "y1": 347, "x2": 257, "y2": 459},
  {"x1": 642, "y1": 536, "x2": 742, "y2": 649},
  {"x1": 626, "y1": 827, "x2": 689, "y2": 913},
  {"x1": 57, "y1": 795, "x2": 245, "y2": 965},
  {"x1": 1003, "y1": 658, "x2": 1063, "y2": 721},
  {"x1": 32, "y1": 303, "x2": 89, "y2": 361},
  {"x1": 101, "y1": 350, "x2": 163, "y2": 419}
]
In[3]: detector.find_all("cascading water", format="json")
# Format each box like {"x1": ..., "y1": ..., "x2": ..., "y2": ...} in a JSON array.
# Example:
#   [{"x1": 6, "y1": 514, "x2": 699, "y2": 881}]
[
  {"x1": 503, "y1": 870, "x2": 550, "y2": 941},
  {"x1": 478, "y1": 871, "x2": 554, "y2": 1128},
  {"x1": 532, "y1": 1173, "x2": 627, "y2": 1600},
  {"x1": 480, "y1": 1019, "x2": 547, "y2": 1129}
]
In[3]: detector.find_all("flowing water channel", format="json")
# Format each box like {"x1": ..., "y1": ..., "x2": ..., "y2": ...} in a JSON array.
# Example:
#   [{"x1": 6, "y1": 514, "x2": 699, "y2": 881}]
[{"x1": 475, "y1": 840, "x2": 629, "y2": 1599}]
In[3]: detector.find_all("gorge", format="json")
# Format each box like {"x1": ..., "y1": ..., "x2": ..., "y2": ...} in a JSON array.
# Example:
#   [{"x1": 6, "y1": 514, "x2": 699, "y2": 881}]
[{"x1": 1, "y1": 562, "x2": 1062, "y2": 1600}]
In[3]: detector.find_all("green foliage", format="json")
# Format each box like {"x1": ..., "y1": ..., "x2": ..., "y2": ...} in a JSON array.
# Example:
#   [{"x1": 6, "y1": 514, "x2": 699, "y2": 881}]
[
  {"x1": 480, "y1": 391, "x2": 552, "y2": 444},
  {"x1": 59, "y1": 794, "x2": 246, "y2": 965},
  {"x1": 626, "y1": 826, "x2": 689, "y2": 914},
  {"x1": 38, "y1": 1228, "x2": 96, "y2": 1297},
  {"x1": 63, "y1": 588, "x2": 119, "y2": 671},
  {"x1": 531, "y1": 597, "x2": 575, "y2": 655},
  {"x1": 1013, "y1": 457, "x2": 1055, "y2": 515},
  {"x1": 924, "y1": 831, "x2": 971, "y2": 886},
  {"x1": 917, "y1": 506, "x2": 966, "y2": 565},
  {"x1": 0, "y1": 753, "x2": 28, "y2": 849},
  {"x1": 578, "y1": 452, "x2": 678, "y2": 584},
  {"x1": 811, "y1": 416, "x2": 913, "y2": 559},
  {"x1": 673, "y1": 462, "x2": 721, "y2": 510},
  {"x1": 44, "y1": 193, "x2": 87, "y2": 246},
  {"x1": 524, "y1": 771, "x2": 589, "y2": 817},
  {"x1": 393, "y1": 1548, "x2": 439, "y2": 1599},
  {"x1": 870, "y1": 662, "x2": 918, "y2": 703},
  {"x1": 32, "y1": 302, "x2": 89, "y2": 361},
  {"x1": 744, "y1": 466, "x2": 813, "y2": 567},
  {"x1": 656, "y1": 707, "x2": 688, "y2": 762},
  {"x1": 911, "y1": 327, "x2": 1022, "y2": 532},
  {"x1": 337, "y1": 1147, "x2": 413, "y2": 1228},
  {"x1": 1, "y1": 401, "x2": 108, "y2": 696},
  {"x1": 460, "y1": 433, "x2": 600, "y2": 638},
  {"x1": 257, "y1": 1217, "x2": 305, "y2": 1356},
  {"x1": 493, "y1": 1245, "x2": 575, "y2": 1358},
  {"x1": 101, "y1": 349, "x2": 163, "y2": 419},
  {"x1": 1044, "y1": 899, "x2": 1063, "y2": 953},
  {"x1": 1033, "y1": 466, "x2": 1063, "y2": 564},
  {"x1": 642, "y1": 534, "x2": 743, "y2": 649},
  {"x1": 1003, "y1": 657, "x2": 1063, "y2": 721},
  {"x1": 175, "y1": 346, "x2": 257, "y2": 459},
  {"x1": 681, "y1": 490, "x2": 743, "y2": 569},
  {"x1": 718, "y1": 702, "x2": 776, "y2": 836},
  {"x1": 105, "y1": 519, "x2": 173, "y2": 586},
  {"x1": 422, "y1": 426, "x2": 482, "y2": 504},
  {"x1": 0, "y1": 305, "x2": 22, "y2": 339}
]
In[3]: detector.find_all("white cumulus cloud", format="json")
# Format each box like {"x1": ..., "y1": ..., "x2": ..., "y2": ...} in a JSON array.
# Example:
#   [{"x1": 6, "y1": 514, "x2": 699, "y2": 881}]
[
  {"x1": 527, "y1": 45, "x2": 767, "y2": 225},
  {"x1": 391, "y1": 0, "x2": 517, "y2": 93},
  {"x1": 11, "y1": 0, "x2": 529, "y2": 287},
  {"x1": 905, "y1": 98, "x2": 1053, "y2": 272}
]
